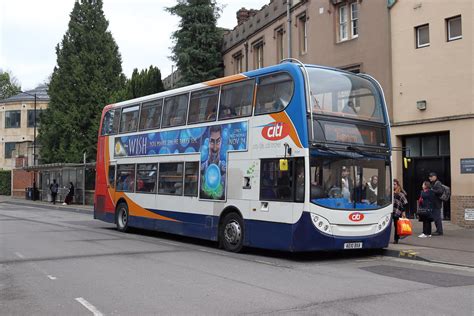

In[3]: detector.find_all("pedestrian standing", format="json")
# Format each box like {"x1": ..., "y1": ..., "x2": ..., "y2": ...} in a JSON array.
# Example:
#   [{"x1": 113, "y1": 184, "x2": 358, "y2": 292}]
[
  {"x1": 63, "y1": 182, "x2": 74, "y2": 205},
  {"x1": 428, "y1": 172, "x2": 444, "y2": 236},
  {"x1": 417, "y1": 181, "x2": 435, "y2": 238},
  {"x1": 392, "y1": 179, "x2": 408, "y2": 243},
  {"x1": 50, "y1": 179, "x2": 59, "y2": 205}
]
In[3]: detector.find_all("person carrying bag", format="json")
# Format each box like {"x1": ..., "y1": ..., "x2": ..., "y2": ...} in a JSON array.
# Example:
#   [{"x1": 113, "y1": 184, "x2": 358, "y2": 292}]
[{"x1": 417, "y1": 181, "x2": 435, "y2": 238}]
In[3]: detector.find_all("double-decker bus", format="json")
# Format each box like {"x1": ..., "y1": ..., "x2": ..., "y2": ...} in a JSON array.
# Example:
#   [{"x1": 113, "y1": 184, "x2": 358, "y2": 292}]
[{"x1": 94, "y1": 60, "x2": 392, "y2": 252}]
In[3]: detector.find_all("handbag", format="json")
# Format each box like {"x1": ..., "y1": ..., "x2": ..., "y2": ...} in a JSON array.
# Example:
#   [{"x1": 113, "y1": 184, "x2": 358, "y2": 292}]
[
  {"x1": 397, "y1": 218, "x2": 413, "y2": 237},
  {"x1": 416, "y1": 207, "x2": 432, "y2": 219}
]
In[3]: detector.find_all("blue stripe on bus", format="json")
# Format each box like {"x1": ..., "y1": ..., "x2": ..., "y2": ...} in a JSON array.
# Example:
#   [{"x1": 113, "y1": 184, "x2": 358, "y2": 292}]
[{"x1": 97, "y1": 206, "x2": 391, "y2": 252}]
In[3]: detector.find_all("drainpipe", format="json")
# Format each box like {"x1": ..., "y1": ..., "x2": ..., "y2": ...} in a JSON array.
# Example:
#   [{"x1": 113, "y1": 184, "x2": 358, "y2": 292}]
[
  {"x1": 244, "y1": 41, "x2": 249, "y2": 72},
  {"x1": 287, "y1": 0, "x2": 292, "y2": 59}
]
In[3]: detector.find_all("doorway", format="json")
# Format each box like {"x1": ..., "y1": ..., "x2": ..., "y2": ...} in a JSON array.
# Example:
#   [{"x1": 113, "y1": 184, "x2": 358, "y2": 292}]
[{"x1": 402, "y1": 133, "x2": 451, "y2": 219}]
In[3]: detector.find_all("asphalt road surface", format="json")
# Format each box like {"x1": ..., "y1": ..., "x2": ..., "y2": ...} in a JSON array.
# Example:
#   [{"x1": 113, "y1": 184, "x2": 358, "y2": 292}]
[{"x1": 1, "y1": 203, "x2": 473, "y2": 315}]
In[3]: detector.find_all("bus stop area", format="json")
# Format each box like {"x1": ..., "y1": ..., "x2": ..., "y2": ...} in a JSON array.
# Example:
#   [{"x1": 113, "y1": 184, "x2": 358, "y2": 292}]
[
  {"x1": 19, "y1": 162, "x2": 96, "y2": 205},
  {"x1": 0, "y1": 194, "x2": 472, "y2": 268}
]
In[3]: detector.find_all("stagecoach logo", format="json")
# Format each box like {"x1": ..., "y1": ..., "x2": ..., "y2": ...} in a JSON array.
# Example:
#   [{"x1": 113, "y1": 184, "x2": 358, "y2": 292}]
[
  {"x1": 262, "y1": 122, "x2": 290, "y2": 141},
  {"x1": 348, "y1": 212, "x2": 364, "y2": 222}
]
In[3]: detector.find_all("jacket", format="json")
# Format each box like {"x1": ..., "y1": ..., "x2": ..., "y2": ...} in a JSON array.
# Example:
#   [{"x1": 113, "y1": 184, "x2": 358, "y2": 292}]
[{"x1": 430, "y1": 180, "x2": 443, "y2": 210}]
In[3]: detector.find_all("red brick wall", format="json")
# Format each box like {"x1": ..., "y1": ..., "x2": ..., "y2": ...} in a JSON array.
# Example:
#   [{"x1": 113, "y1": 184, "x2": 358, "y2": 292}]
[
  {"x1": 12, "y1": 169, "x2": 35, "y2": 198},
  {"x1": 451, "y1": 195, "x2": 474, "y2": 228}
]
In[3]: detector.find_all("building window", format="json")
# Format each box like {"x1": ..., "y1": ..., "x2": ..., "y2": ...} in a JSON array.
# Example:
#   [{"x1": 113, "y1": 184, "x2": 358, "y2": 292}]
[
  {"x1": 27, "y1": 109, "x2": 42, "y2": 128},
  {"x1": 275, "y1": 27, "x2": 284, "y2": 62},
  {"x1": 233, "y1": 52, "x2": 243, "y2": 74},
  {"x1": 447, "y1": 15, "x2": 462, "y2": 41},
  {"x1": 253, "y1": 40, "x2": 264, "y2": 69},
  {"x1": 338, "y1": 2, "x2": 359, "y2": 42},
  {"x1": 298, "y1": 15, "x2": 307, "y2": 54},
  {"x1": 4, "y1": 142, "x2": 16, "y2": 159},
  {"x1": 5, "y1": 110, "x2": 21, "y2": 128},
  {"x1": 351, "y1": 2, "x2": 358, "y2": 38},
  {"x1": 416, "y1": 24, "x2": 430, "y2": 48}
]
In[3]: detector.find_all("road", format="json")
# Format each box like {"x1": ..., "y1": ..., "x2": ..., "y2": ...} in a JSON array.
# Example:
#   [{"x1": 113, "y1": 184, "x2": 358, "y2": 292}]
[{"x1": 1, "y1": 203, "x2": 473, "y2": 315}]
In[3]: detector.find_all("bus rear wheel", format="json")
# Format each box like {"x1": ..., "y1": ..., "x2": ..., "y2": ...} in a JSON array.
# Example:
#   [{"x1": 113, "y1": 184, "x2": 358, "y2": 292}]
[
  {"x1": 220, "y1": 213, "x2": 244, "y2": 253},
  {"x1": 116, "y1": 202, "x2": 130, "y2": 232}
]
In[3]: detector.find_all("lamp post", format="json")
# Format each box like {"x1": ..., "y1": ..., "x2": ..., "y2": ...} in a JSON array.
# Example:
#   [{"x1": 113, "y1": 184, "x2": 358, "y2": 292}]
[{"x1": 20, "y1": 90, "x2": 37, "y2": 200}]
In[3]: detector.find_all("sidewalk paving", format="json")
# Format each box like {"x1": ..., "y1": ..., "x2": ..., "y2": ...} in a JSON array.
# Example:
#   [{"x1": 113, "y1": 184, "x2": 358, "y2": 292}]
[{"x1": 1, "y1": 195, "x2": 473, "y2": 267}]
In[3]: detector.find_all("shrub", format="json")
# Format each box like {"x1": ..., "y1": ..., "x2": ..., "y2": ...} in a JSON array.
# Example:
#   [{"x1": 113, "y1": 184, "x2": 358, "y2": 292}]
[{"x1": 0, "y1": 170, "x2": 11, "y2": 195}]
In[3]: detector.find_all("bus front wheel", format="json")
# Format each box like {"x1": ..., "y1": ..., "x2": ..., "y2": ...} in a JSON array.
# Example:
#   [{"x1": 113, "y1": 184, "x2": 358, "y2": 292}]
[
  {"x1": 220, "y1": 213, "x2": 244, "y2": 253},
  {"x1": 116, "y1": 202, "x2": 130, "y2": 232}
]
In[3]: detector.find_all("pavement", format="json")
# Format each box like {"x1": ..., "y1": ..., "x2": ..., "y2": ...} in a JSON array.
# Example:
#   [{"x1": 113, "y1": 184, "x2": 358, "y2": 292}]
[{"x1": 1, "y1": 195, "x2": 473, "y2": 268}]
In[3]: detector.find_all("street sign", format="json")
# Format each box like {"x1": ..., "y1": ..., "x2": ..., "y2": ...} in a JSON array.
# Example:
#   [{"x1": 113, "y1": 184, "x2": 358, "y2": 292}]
[
  {"x1": 460, "y1": 158, "x2": 474, "y2": 174},
  {"x1": 465, "y1": 209, "x2": 474, "y2": 221}
]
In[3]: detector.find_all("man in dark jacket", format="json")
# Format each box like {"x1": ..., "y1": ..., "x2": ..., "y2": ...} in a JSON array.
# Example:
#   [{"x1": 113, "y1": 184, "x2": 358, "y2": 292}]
[{"x1": 429, "y1": 172, "x2": 444, "y2": 235}]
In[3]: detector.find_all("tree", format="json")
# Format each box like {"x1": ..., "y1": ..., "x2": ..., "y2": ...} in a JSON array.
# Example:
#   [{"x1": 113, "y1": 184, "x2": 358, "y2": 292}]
[
  {"x1": 126, "y1": 66, "x2": 165, "y2": 99},
  {"x1": 167, "y1": 0, "x2": 223, "y2": 87},
  {"x1": 38, "y1": 0, "x2": 125, "y2": 163},
  {"x1": 0, "y1": 70, "x2": 21, "y2": 100}
]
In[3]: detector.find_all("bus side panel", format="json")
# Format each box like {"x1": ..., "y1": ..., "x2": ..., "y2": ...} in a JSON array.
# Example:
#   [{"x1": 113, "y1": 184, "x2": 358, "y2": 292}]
[
  {"x1": 128, "y1": 209, "x2": 218, "y2": 241},
  {"x1": 245, "y1": 219, "x2": 294, "y2": 250}
]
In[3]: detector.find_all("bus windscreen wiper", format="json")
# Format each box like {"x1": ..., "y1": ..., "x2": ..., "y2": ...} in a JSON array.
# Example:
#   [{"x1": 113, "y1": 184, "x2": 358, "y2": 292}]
[{"x1": 346, "y1": 145, "x2": 387, "y2": 157}]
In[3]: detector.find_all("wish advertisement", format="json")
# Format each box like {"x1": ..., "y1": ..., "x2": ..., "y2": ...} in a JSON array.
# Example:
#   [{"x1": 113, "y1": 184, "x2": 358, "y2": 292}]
[{"x1": 114, "y1": 122, "x2": 248, "y2": 200}]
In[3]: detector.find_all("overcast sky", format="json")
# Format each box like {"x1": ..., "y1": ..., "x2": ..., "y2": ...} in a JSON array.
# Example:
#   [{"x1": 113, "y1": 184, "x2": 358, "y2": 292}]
[{"x1": 0, "y1": 0, "x2": 269, "y2": 91}]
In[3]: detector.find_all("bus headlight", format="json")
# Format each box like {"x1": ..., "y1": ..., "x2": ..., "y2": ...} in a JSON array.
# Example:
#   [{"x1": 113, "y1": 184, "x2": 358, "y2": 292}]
[
  {"x1": 376, "y1": 214, "x2": 391, "y2": 233},
  {"x1": 310, "y1": 213, "x2": 333, "y2": 235}
]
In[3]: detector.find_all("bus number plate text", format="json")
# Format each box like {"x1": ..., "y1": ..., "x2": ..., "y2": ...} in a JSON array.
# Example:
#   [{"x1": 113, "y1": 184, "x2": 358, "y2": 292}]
[{"x1": 344, "y1": 242, "x2": 363, "y2": 249}]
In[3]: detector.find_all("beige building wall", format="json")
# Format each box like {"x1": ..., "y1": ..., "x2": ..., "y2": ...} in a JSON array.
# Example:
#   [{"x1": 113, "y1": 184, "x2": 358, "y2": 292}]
[
  {"x1": 222, "y1": 0, "x2": 393, "y2": 118},
  {"x1": 0, "y1": 97, "x2": 48, "y2": 170},
  {"x1": 390, "y1": 0, "x2": 473, "y2": 227}
]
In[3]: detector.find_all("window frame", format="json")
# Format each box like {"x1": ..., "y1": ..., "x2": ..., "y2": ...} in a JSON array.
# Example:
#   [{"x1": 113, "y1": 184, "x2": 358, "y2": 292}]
[
  {"x1": 253, "y1": 40, "x2": 264, "y2": 69},
  {"x1": 187, "y1": 87, "x2": 220, "y2": 125},
  {"x1": 446, "y1": 15, "x2": 462, "y2": 41},
  {"x1": 298, "y1": 14, "x2": 308, "y2": 55},
  {"x1": 233, "y1": 51, "x2": 244, "y2": 74},
  {"x1": 4, "y1": 142, "x2": 17, "y2": 159},
  {"x1": 350, "y1": 2, "x2": 359, "y2": 38},
  {"x1": 275, "y1": 26, "x2": 284, "y2": 62},
  {"x1": 116, "y1": 164, "x2": 136, "y2": 193},
  {"x1": 27, "y1": 109, "x2": 42, "y2": 128},
  {"x1": 339, "y1": 5, "x2": 348, "y2": 41},
  {"x1": 218, "y1": 78, "x2": 256, "y2": 121},
  {"x1": 135, "y1": 163, "x2": 158, "y2": 194},
  {"x1": 416, "y1": 24, "x2": 430, "y2": 48},
  {"x1": 162, "y1": 93, "x2": 190, "y2": 128},
  {"x1": 255, "y1": 72, "x2": 295, "y2": 116},
  {"x1": 158, "y1": 162, "x2": 184, "y2": 196},
  {"x1": 119, "y1": 104, "x2": 140, "y2": 134},
  {"x1": 138, "y1": 99, "x2": 163, "y2": 131},
  {"x1": 5, "y1": 110, "x2": 21, "y2": 128},
  {"x1": 184, "y1": 161, "x2": 199, "y2": 197}
]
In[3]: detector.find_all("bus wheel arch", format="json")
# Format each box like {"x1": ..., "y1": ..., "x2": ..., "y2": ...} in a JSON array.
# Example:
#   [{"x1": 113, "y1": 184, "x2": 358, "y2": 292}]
[
  {"x1": 218, "y1": 206, "x2": 244, "y2": 253},
  {"x1": 115, "y1": 199, "x2": 130, "y2": 232}
]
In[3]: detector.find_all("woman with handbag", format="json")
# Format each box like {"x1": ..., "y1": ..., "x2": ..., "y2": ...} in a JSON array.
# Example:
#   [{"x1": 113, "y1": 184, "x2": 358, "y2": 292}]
[
  {"x1": 417, "y1": 181, "x2": 435, "y2": 238},
  {"x1": 393, "y1": 179, "x2": 408, "y2": 243}
]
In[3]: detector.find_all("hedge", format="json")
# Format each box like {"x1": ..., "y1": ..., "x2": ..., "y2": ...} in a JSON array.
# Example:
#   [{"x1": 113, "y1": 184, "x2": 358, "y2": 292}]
[{"x1": 0, "y1": 170, "x2": 11, "y2": 195}]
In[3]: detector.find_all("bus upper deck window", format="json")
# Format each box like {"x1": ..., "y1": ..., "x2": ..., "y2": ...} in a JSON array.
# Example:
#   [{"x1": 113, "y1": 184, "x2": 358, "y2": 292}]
[
  {"x1": 188, "y1": 87, "x2": 219, "y2": 124},
  {"x1": 119, "y1": 105, "x2": 140, "y2": 133},
  {"x1": 139, "y1": 99, "x2": 163, "y2": 131},
  {"x1": 255, "y1": 73, "x2": 294, "y2": 115},
  {"x1": 163, "y1": 94, "x2": 189, "y2": 127},
  {"x1": 218, "y1": 79, "x2": 255, "y2": 120}
]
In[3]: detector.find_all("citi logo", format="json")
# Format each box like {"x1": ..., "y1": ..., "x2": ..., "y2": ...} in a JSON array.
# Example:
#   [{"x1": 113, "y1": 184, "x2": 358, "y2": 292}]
[
  {"x1": 262, "y1": 122, "x2": 289, "y2": 141},
  {"x1": 349, "y1": 212, "x2": 364, "y2": 222}
]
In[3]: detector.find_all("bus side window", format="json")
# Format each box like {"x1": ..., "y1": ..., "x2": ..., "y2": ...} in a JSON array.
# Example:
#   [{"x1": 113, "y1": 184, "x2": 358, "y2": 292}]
[
  {"x1": 260, "y1": 159, "x2": 293, "y2": 201},
  {"x1": 101, "y1": 109, "x2": 118, "y2": 136},
  {"x1": 116, "y1": 164, "x2": 135, "y2": 192},
  {"x1": 163, "y1": 94, "x2": 189, "y2": 127},
  {"x1": 158, "y1": 162, "x2": 184, "y2": 195},
  {"x1": 255, "y1": 72, "x2": 294, "y2": 115},
  {"x1": 188, "y1": 88, "x2": 218, "y2": 124},
  {"x1": 294, "y1": 158, "x2": 305, "y2": 202},
  {"x1": 119, "y1": 105, "x2": 140, "y2": 133},
  {"x1": 139, "y1": 99, "x2": 163, "y2": 130},
  {"x1": 218, "y1": 79, "x2": 255, "y2": 120},
  {"x1": 184, "y1": 162, "x2": 199, "y2": 196},
  {"x1": 108, "y1": 165, "x2": 115, "y2": 188}
]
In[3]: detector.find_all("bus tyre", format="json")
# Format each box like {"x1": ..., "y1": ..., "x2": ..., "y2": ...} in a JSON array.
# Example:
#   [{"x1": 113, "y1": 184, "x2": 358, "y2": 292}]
[
  {"x1": 220, "y1": 213, "x2": 244, "y2": 253},
  {"x1": 116, "y1": 202, "x2": 130, "y2": 232}
]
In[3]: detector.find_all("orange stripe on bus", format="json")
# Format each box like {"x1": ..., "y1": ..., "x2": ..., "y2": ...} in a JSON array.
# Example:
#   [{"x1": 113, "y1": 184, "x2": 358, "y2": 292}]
[
  {"x1": 270, "y1": 112, "x2": 303, "y2": 148},
  {"x1": 204, "y1": 74, "x2": 247, "y2": 86}
]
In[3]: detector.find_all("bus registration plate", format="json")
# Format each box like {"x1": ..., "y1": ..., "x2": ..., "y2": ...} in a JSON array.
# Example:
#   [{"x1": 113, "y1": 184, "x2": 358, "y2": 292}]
[{"x1": 344, "y1": 242, "x2": 363, "y2": 249}]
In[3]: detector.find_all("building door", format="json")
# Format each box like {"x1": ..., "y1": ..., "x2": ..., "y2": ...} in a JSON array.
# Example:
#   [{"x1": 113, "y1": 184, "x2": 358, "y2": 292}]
[{"x1": 402, "y1": 133, "x2": 451, "y2": 219}]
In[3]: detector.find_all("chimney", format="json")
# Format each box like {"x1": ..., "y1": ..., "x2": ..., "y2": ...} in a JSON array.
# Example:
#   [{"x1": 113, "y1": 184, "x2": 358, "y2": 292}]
[{"x1": 236, "y1": 8, "x2": 257, "y2": 25}]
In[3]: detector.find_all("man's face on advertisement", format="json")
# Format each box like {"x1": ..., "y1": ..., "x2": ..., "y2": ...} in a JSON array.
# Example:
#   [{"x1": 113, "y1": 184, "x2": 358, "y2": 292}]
[{"x1": 210, "y1": 130, "x2": 221, "y2": 154}]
